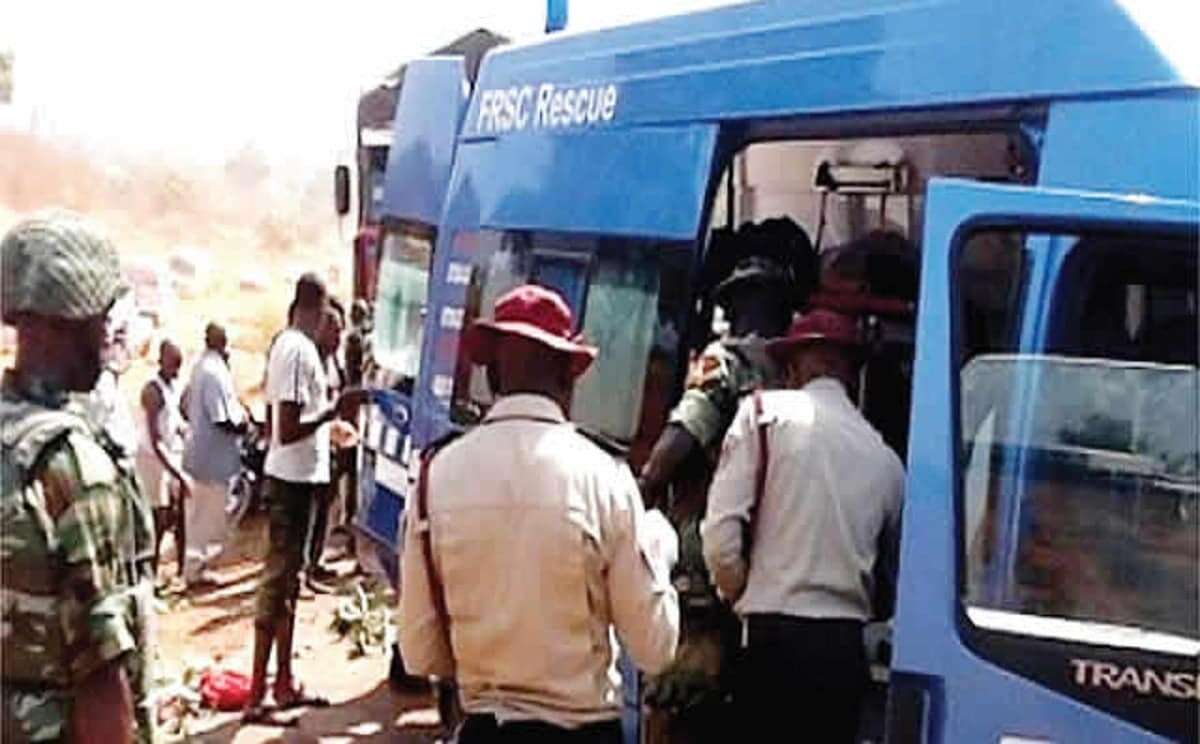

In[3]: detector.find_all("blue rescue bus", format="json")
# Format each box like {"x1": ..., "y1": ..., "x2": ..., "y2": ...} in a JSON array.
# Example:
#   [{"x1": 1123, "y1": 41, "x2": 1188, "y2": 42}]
[{"x1": 361, "y1": 2, "x2": 1198, "y2": 741}]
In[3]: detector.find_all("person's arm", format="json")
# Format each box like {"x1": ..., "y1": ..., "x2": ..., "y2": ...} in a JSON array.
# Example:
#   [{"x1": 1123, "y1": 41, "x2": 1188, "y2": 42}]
[
  {"x1": 699, "y1": 399, "x2": 760, "y2": 604},
  {"x1": 270, "y1": 341, "x2": 364, "y2": 445},
  {"x1": 637, "y1": 424, "x2": 699, "y2": 507},
  {"x1": 141, "y1": 383, "x2": 189, "y2": 489},
  {"x1": 398, "y1": 489, "x2": 455, "y2": 678},
  {"x1": 179, "y1": 384, "x2": 191, "y2": 423},
  {"x1": 44, "y1": 439, "x2": 140, "y2": 743},
  {"x1": 203, "y1": 370, "x2": 249, "y2": 436},
  {"x1": 274, "y1": 400, "x2": 335, "y2": 445},
  {"x1": 607, "y1": 463, "x2": 680, "y2": 675},
  {"x1": 275, "y1": 389, "x2": 365, "y2": 446},
  {"x1": 72, "y1": 661, "x2": 134, "y2": 744},
  {"x1": 639, "y1": 346, "x2": 740, "y2": 505},
  {"x1": 872, "y1": 459, "x2": 906, "y2": 620}
]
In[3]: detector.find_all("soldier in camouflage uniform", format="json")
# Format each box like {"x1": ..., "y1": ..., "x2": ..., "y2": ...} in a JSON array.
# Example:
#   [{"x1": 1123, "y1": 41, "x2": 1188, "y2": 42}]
[
  {"x1": 1, "y1": 211, "x2": 158, "y2": 743},
  {"x1": 638, "y1": 220, "x2": 815, "y2": 744}
]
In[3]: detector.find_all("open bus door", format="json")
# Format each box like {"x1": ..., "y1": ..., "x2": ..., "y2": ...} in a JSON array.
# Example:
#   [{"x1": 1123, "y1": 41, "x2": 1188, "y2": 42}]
[{"x1": 890, "y1": 179, "x2": 1199, "y2": 743}]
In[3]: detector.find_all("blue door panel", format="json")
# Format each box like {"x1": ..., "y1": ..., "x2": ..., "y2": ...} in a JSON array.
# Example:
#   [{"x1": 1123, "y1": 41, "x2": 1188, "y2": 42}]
[
  {"x1": 355, "y1": 389, "x2": 415, "y2": 579},
  {"x1": 895, "y1": 178, "x2": 1197, "y2": 743}
]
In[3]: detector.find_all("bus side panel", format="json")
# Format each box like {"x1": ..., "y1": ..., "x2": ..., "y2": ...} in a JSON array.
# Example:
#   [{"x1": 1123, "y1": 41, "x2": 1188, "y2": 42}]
[
  {"x1": 1038, "y1": 94, "x2": 1200, "y2": 202},
  {"x1": 381, "y1": 57, "x2": 470, "y2": 226},
  {"x1": 413, "y1": 124, "x2": 718, "y2": 448}
]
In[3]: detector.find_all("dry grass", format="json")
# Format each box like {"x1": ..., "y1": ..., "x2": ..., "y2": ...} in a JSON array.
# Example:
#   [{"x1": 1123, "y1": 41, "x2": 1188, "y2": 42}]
[{"x1": 0, "y1": 132, "x2": 351, "y2": 409}]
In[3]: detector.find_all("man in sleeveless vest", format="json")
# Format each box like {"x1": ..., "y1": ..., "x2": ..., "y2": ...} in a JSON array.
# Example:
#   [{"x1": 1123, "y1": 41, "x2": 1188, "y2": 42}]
[
  {"x1": 1, "y1": 210, "x2": 158, "y2": 743},
  {"x1": 137, "y1": 339, "x2": 188, "y2": 576},
  {"x1": 398, "y1": 284, "x2": 680, "y2": 743}
]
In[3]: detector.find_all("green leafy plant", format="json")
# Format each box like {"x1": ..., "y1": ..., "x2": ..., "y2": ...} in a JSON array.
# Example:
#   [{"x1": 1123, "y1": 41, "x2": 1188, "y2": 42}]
[
  {"x1": 329, "y1": 581, "x2": 392, "y2": 658},
  {"x1": 154, "y1": 655, "x2": 206, "y2": 742}
]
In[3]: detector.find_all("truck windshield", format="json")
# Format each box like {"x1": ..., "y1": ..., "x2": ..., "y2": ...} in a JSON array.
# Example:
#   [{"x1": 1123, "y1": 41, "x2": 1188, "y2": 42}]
[
  {"x1": 958, "y1": 229, "x2": 1198, "y2": 647},
  {"x1": 373, "y1": 230, "x2": 431, "y2": 381}
]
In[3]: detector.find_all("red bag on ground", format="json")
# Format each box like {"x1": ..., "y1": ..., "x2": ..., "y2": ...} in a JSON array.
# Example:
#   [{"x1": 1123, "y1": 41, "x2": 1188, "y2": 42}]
[{"x1": 199, "y1": 669, "x2": 253, "y2": 711}]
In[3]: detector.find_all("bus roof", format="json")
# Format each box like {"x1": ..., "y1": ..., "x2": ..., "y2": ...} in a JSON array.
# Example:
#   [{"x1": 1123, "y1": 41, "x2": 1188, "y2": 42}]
[{"x1": 463, "y1": 0, "x2": 1198, "y2": 139}]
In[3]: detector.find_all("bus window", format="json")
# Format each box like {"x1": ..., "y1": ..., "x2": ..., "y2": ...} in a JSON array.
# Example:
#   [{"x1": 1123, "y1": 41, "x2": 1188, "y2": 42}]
[
  {"x1": 571, "y1": 243, "x2": 690, "y2": 465},
  {"x1": 361, "y1": 145, "x2": 388, "y2": 224},
  {"x1": 448, "y1": 230, "x2": 691, "y2": 466},
  {"x1": 957, "y1": 230, "x2": 1198, "y2": 647},
  {"x1": 373, "y1": 229, "x2": 432, "y2": 385}
]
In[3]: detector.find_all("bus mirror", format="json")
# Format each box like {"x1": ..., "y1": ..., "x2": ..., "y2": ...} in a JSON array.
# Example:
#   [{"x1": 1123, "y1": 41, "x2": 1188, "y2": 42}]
[{"x1": 334, "y1": 165, "x2": 351, "y2": 216}]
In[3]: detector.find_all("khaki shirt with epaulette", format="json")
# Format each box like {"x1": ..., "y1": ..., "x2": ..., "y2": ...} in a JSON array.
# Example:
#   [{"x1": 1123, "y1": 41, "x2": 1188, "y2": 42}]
[{"x1": 1, "y1": 372, "x2": 157, "y2": 743}]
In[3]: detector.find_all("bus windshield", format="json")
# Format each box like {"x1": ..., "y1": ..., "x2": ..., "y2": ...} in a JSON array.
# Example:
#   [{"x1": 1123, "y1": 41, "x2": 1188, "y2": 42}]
[{"x1": 373, "y1": 230, "x2": 432, "y2": 381}]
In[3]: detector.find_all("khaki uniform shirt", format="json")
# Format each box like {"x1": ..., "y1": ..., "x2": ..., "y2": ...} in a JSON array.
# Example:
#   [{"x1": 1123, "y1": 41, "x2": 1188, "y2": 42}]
[
  {"x1": 1, "y1": 372, "x2": 157, "y2": 743},
  {"x1": 399, "y1": 394, "x2": 679, "y2": 728},
  {"x1": 702, "y1": 378, "x2": 905, "y2": 620}
]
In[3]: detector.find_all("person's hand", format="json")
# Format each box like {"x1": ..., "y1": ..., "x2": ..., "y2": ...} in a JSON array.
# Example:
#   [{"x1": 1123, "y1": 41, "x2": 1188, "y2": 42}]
[
  {"x1": 644, "y1": 632, "x2": 724, "y2": 713},
  {"x1": 329, "y1": 419, "x2": 360, "y2": 449},
  {"x1": 177, "y1": 474, "x2": 193, "y2": 500},
  {"x1": 335, "y1": 388, "x2": 369, "y2": 419}
]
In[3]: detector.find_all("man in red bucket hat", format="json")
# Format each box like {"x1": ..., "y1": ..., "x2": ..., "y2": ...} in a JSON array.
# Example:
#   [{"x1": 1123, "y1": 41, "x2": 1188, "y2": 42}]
[
  {"x1": 700, "y1": 308, "x2": 905, "y2": 743},
  {"x1": 462, "y1": 283, "x2": 599, "y2": 382},
  {"x1": 399, "y1": 284, "x2": 680, "y2": 744}
]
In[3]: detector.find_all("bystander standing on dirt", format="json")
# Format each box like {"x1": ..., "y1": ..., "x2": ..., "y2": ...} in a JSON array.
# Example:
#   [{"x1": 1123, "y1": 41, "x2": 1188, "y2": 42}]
[
  {"x1": 244, "y1": 273, "x2": 365, "y2": 724},
  {"x1": 305, "y1": 299, "x2": 349, "y2": 592},
  {"x1": 181, "y1": 322, "x2": 249, "y2": 588},
  {"x1": 138, "y1": 338, "x2": 189, "y2": 577}
]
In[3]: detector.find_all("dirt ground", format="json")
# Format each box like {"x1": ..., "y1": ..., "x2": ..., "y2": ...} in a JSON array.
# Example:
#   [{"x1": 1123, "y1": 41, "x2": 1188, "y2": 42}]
[{"x1": 155, "y1": 514, "x2": 443, "y2": 744}]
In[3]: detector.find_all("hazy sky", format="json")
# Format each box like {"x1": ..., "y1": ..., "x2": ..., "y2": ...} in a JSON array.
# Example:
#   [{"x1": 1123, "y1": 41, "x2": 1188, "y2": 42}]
[{"x1": 1, "y1": 0, "x2": 742, "y2": 167}]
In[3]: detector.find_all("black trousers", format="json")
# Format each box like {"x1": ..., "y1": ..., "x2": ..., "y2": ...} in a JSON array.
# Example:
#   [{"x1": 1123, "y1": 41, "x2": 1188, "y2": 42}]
[
  {"x1": 737, "y1": 614, "x2": 867, "y2": 744},
  {"x1": 459, "y1": 715, "x2": 621, "y2": 744},
  {"x1": 305, "y1": 484, "x2": 334, "y2": 570}
]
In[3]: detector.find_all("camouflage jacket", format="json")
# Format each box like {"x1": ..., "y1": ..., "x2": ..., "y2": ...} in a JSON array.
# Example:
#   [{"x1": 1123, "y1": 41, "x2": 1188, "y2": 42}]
[
  {"x1": 668, "y1": 337, "x2": 779, "y2": 455},
  {"x1": 663, "y1": 338, "x2": 778, "y2": 609},
  {"x1": 645, "y1": 339, "x2": 777, "y2": 710},
  {"x1": 1, "y1": 372, "x2": 157, "y2": 743}
]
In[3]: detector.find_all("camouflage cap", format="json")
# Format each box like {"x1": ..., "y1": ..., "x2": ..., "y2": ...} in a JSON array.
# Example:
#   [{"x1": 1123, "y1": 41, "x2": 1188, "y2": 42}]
[
  {"x1": 1, "y1": 210, "x2": 127, "y2": 324},
  {"x1": 712, "y1": 254, "x2": 793, "y2": 306}
]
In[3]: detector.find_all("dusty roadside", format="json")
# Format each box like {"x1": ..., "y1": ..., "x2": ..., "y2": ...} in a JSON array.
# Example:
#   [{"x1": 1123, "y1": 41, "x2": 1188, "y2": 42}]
[{"x1": 154, "y1": 515, "x2": 442, "y2": 743}]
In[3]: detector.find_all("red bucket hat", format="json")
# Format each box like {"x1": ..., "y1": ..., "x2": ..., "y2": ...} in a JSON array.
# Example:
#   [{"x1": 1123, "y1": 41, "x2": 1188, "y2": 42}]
[
  {"x1": 463, "y1": 284, "x2": 598, "y2": 377},
  {"x1": 766, "y1": 308, "x2": 862, "y2": 362}
]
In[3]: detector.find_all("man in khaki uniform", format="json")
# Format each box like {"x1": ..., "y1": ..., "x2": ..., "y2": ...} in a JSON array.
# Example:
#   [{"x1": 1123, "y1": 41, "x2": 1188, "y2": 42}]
[
  {"x1": 399, "y1": 284, "x2": 679, "y2": 743},
  {"x1": 1, "y1": 211, "x2": 158, "y2": 743}
]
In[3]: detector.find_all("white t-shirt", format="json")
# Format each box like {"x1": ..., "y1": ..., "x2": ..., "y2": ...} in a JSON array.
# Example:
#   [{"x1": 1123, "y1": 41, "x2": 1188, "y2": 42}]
[{"x1": 264, "y1": 328, "x2": 331, "y2": 484}]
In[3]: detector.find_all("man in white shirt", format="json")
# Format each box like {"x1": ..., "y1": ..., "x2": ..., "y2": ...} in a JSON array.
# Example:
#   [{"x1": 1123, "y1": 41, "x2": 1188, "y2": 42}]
[
  {"x1": 399, "y1": 284, "x2": 680, "y2": 743},
  {"x1": 701, "y1": 309, "x2": 904, "y2": 743},
  {"x1": 181, "y1": 323, "x2": 247, "y2": 587},
  {"x1": 244, "y1": 274, "x2": 363, "y2": 721}
]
